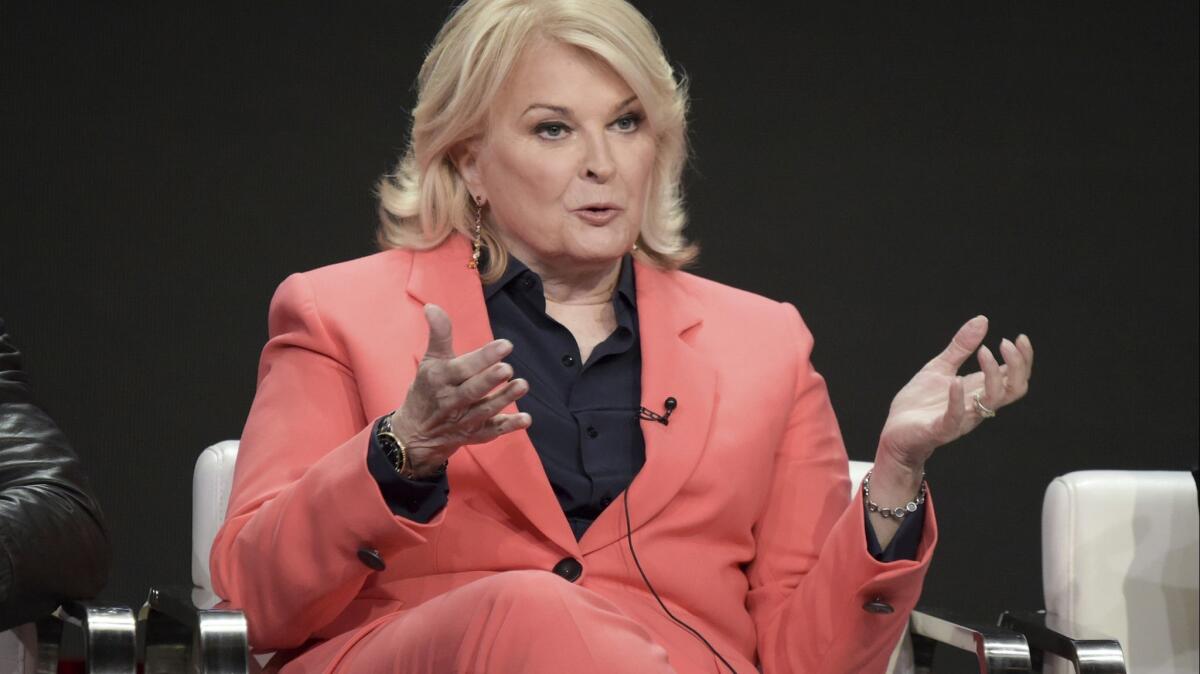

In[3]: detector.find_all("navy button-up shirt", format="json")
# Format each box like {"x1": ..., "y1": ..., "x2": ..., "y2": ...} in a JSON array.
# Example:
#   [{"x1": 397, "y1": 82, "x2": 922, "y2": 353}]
[{"x1": 366, "y1": 254, "x2": 924, "y2": 559}]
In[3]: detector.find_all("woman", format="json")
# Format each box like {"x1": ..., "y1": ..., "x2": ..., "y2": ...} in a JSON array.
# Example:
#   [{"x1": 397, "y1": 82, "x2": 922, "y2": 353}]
[{"x1": 211, "y1": 1, "x2": 1034, "y2": 672}]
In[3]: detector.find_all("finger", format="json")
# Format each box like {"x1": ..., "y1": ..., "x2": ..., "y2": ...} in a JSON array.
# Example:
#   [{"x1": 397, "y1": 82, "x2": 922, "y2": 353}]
[
  {"x1": 491, "y1": 412, "x2": 533, "y2": 435},
  {"x1": 423, "y1": 304, "x2": 456, "y2": 360},
  {"x1": 1016, "y1": 333, "x2": 1034, "y2": 375},
  {"x1": 998, "y1": 337, "x2": 1029, "y2": 403},
  {"x1": 460, "y1": 378, "x2": 529, "y2": 425},
  {"x1": 451, "y1": 361, "x2": 514, "y2": 408},
  {"x1": 938, "y1": 376, "x2": 967, "y2": 442},
  {"x1": 443, "y1": 338, "x2": 513, "y2": 384},
  {"x1": 928, "y1": 315, "x2": 989, "y2": 374},
  {"x1": 470, "y1": 412, "x2": 533, "y2": 444},
  {"x1": 977, "y1": 344, "x2": 1004, "y2": 406}
]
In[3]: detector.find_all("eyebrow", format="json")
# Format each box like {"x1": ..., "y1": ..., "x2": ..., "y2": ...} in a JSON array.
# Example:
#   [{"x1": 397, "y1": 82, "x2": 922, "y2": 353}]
[{"x1": 521, "y1": 95, "x2": 639, "y2": 117}]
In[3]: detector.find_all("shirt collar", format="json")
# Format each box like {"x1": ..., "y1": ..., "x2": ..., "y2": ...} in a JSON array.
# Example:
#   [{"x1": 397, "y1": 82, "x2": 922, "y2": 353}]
[{"x1": 482, "y1": 251, "x2": 637, "y2": 308}]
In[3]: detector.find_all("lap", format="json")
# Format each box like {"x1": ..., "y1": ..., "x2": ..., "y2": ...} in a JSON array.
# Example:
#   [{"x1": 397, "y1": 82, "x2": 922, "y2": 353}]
[{"x1": 332, "y1": 570, "x2": 674, "y2": 674}]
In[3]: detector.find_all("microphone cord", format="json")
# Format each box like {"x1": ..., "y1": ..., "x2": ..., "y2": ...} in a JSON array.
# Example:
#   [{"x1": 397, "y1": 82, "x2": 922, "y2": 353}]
[{"x1": 623, "y1": 489, "x2": 738, "y2": 674}]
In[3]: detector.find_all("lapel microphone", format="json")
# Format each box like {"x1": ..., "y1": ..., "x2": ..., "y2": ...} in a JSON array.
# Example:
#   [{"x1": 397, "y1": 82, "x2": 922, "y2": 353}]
[{"x1": 637, "y1": 396, "x2": 677, "y2": 425}]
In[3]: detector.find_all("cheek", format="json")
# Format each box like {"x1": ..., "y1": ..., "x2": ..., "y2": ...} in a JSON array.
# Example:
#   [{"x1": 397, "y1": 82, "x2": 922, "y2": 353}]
[
  {"x1": 487, "y1": 143, "x2": 574, "y2": 205},
  {"x1": 622, "y1": 140, "x2": 658, "y2": 206}
]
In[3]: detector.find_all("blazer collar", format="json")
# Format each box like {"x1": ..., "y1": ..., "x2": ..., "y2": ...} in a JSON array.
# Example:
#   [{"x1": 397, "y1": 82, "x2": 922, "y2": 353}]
[{"x1": 405, "y1": 236, "x2": 718, "y2": 557}]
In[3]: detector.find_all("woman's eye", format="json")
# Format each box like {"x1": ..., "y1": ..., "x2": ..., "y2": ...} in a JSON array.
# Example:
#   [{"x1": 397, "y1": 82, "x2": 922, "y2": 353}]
[
  {"x1": 536, "y1": 123, "x2": 569, "y2": 139},
  {"x1": 612, "y1": 114, "x2": 642, "y2": 132}
]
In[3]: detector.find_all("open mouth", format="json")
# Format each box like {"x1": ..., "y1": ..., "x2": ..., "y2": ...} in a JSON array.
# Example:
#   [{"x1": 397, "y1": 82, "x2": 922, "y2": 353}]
[{"x1": 572, "y1": 206, "x2": 623, "y2": 224}]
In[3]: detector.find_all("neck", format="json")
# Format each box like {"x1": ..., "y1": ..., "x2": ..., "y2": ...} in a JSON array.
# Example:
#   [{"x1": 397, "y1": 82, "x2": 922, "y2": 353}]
[
  {"x1": 539, "y1": 263, "x2": 621, "y2": 304},
  {"x1": 499, "y1": 239, "x2": 623, "y2": 305}
]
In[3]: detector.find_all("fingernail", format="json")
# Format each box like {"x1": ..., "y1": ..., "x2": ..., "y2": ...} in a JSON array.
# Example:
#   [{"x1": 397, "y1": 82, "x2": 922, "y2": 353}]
[
  {"x1": 1001, "y1": 337, "x2": 1015, "y2": 350},
  {"x1": 494, "y1": 339, "x2": 513, "y2": 354}
]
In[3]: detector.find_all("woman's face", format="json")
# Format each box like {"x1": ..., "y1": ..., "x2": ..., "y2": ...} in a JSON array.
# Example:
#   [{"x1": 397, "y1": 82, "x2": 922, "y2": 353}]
[{"x1": 457, "y1": 40, "x2": 657, "y2": 276}]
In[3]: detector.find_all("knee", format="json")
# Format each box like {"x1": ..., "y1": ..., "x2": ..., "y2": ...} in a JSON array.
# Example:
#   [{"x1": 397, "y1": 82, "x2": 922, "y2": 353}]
[{"x1": 479, "y1": 570, "x2": 575, "y2": 613}]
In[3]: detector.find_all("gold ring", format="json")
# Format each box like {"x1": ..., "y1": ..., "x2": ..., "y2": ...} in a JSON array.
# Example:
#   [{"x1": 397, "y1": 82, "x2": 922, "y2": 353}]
[{"x1": 973, "y1": 392, "x2": 997, "y2": 419}]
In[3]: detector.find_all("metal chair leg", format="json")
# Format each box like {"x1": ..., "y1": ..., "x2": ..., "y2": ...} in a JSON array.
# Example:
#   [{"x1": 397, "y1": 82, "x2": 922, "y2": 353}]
[
  {"x1": 139, "y1": 586, "x2": 249, "y2": 674},
  {"x1": 999, "y1": 610, "x2": 1126, "y2": 674},
  {"x1": 58, "y1": 601, "x2": 138, "y2": 674},
  {"x1": 909, "y1": 607, "x2": 1034, "y2": 672}
]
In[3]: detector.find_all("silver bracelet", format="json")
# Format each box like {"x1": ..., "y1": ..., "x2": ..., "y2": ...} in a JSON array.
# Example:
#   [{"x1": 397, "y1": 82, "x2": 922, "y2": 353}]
[{"x1": 862, "y1": 469, "x2": 927, "y2": 519}]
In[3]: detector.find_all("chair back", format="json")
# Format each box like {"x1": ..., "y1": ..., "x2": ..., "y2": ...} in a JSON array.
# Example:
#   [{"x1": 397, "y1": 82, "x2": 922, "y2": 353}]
[
  {"x1": 1042, "y1": 470, "x2": 1199, "y2": 674},
  {"x1": 192, "y1": 440, "x2": 240, "y2": 609}
]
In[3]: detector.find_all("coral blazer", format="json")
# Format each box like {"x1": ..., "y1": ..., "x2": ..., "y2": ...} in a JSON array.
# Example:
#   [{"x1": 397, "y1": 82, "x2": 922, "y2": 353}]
[{"x1": 211, "y1": 235, "x2": 937, "y2": 673}]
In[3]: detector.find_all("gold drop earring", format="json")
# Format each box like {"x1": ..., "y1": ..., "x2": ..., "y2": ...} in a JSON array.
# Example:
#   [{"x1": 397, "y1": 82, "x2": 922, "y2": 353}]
[{"x1": 468, "y1": 195, "x2": 484, "y2": 270}]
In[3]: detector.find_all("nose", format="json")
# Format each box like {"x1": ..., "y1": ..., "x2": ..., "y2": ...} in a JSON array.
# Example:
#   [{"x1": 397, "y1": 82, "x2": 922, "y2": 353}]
[{"x1": 580, "y1": 132, "x2": 615, "y2": 183}]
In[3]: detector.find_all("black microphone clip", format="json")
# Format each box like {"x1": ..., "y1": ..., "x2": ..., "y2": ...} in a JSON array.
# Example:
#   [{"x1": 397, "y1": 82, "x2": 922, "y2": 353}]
[{"x1": 638, "y1": 396, "x2": 677, "y2": 426}]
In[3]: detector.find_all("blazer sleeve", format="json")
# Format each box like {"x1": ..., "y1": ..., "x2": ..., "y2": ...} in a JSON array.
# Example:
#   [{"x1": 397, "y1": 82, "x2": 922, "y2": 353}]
[
  {"x1": 209, "y1": 274, "x2": 443, "y2": 651},
  {"x1": 746, "y1": 304, "x2": 938, "y2": 674}
]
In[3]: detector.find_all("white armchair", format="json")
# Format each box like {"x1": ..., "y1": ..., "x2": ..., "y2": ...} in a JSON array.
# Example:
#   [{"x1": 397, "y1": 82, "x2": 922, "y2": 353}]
[
  {"x1": 176, "y1": 448, "x2": 1033, "y2": 673},
  {"x1": 1002, "y1": 470, "x2": 1198, "y2": 673},
  {"x1": 138, "y1": 440, "x2": 248, "y2": 674}
]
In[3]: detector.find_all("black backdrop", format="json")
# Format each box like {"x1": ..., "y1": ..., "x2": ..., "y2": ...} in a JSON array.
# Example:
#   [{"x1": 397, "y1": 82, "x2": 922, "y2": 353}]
[{"x1": 2, "y1": 1, "x2": 1196, "y2": 665}]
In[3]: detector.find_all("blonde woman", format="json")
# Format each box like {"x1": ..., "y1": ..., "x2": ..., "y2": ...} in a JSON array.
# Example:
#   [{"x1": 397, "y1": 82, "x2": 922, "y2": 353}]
[{"x1": 211, "y1": 1, "x2": 1034, "y2": 672}]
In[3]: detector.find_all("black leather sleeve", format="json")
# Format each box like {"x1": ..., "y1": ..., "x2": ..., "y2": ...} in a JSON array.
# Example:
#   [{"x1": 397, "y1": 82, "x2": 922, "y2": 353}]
[{"x1": 0, "y1": 319, "x2": 111, "y2": 630}]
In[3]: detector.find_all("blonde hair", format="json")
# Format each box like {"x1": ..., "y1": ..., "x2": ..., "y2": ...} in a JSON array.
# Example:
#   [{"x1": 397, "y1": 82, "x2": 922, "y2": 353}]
[{"x1": 376, "y1": 0, "x2": 697, "y2": 281}]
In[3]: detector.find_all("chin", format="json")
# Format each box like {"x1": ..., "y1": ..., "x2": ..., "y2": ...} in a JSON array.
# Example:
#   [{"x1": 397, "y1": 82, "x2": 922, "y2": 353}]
[{"x1": 568, "y1": 221, "x2": 638, "y2": 258}]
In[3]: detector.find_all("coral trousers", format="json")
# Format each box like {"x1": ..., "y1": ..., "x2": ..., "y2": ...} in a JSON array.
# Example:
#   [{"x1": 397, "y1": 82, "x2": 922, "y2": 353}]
[{"x1": 329, "y1": 570, "x2": 679, "y2": 673}]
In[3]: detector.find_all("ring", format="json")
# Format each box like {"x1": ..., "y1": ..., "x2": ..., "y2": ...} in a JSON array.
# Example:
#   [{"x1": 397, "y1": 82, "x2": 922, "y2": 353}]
[{"x1": 973, "y1": 392, "x2": 997, "y2": 419}]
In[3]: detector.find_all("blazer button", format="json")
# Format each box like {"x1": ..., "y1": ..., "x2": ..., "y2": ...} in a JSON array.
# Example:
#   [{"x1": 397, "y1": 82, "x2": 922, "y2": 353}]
[
  {"x1": 551, "y1": 557, "x2": 583, "y2": 582},
  {"x1": 357, "y1": 547, "x2": 387, "y2": 572},
  {"x1": 862, "y1": 598, "x2": 894, "y2": 614}
]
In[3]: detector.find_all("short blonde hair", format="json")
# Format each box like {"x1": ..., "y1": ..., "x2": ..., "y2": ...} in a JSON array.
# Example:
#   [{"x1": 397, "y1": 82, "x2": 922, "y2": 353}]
[{"x1": 376, "y1": 0, "x2": 697, "y2": 281}]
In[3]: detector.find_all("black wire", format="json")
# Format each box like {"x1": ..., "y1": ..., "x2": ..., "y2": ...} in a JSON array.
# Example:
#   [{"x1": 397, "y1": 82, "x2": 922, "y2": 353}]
[{"x1": 623, "y1": 490, "x2": 739, "y2": 674}]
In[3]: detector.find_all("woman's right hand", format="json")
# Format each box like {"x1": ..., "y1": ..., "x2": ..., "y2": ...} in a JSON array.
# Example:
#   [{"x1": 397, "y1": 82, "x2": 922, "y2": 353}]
[{"x1": 390, "y1": 304, "x2": 531, "y2": 476}]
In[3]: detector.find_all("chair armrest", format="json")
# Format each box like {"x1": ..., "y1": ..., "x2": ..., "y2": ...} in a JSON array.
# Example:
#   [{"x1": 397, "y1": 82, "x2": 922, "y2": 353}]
[
  {"x1": 909, "y1": 606, "x2": 1033, "y2": 673},
  {"x1": 999, "y1": 610, "x2": 1126, "y2": 673},
  {"x1": 34, "y1": 601, "x2": 138, "y2": 674},
  {"x1": 139, "y1": 586, "x2": 248, "y2": 674}
]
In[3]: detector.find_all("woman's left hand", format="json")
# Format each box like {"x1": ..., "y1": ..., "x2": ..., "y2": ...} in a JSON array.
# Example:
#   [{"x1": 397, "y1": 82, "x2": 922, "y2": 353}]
[{"x1": 877, "y1": 315, "x2": 1034, "y2": 472}]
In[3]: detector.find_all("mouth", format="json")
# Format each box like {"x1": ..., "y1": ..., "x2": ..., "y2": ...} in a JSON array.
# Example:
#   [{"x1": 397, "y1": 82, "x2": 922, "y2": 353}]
[{"x1": 571, "y1": 204, "x2": 624, "y2": 225}]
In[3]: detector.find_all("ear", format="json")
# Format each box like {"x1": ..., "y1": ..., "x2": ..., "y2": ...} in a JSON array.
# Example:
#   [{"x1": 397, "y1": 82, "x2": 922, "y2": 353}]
[{"x1": 449, "y1": 137, "x2": 486, "y2": 202}]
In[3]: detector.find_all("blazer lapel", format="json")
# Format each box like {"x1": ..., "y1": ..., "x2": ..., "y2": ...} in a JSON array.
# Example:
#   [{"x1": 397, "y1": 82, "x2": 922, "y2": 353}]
[
  {"x1": 580, "y1": 262, "x2": 718, "y2": 555},
  {"x1": 406, "y1": 236, "x2": 579, "y2": 556}
]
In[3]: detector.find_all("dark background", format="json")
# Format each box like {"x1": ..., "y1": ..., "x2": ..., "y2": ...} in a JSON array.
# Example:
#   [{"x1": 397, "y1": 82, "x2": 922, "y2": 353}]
[{"x1": 2, "y1": 1, "x2": 1196, "y2": 667}]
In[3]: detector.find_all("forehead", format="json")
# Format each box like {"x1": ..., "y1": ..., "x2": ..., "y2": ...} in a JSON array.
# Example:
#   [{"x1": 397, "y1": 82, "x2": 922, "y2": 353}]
[{"x1": 495, "y1": 39, "x2": 637, "y2": 114}]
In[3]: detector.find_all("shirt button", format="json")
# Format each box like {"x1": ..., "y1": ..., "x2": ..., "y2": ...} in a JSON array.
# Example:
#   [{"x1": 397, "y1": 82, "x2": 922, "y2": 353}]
[
  {"x1": 600, "y1": 496, "x2": 613, "y2": 508},
  {"x1": 356, "y1": 547, "x2": 386, "y2": 572},
  {"x1": 586, "y1": 426, "x2": 598, "y2": 438},
  {"x1": 561, "y1": 354, "x2": 576, "y2": 367},
  {"x1": 551, "y1": 557, "x2": 583, "y2": 582},
  {"x1": 862, "y1": 598, "x2": 894, "y2": 614},
  {"x1": 520, "y1": 276, "x2": 535, "y2": 289}
]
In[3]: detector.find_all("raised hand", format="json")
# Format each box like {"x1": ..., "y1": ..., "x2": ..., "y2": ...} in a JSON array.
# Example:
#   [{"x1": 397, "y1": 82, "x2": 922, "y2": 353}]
[
  {"x1": 877, "y1": 315, "x2": 1034, "y2": 472},
  {"x1": 389, "y1": 304, "x2": 531, "y2": 476}
]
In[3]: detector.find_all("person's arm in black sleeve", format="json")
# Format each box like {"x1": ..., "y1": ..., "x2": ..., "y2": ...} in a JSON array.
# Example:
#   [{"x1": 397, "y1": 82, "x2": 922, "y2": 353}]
[
  {"x1": 0, "y1": 318, "x2": 111, "y2": 630},
  {"x1": 365, "y1": 416, "x2": 449, "y2": 522},
  {"x1": 864, "y1": 503, "x2": 926, "y2": 562}
]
